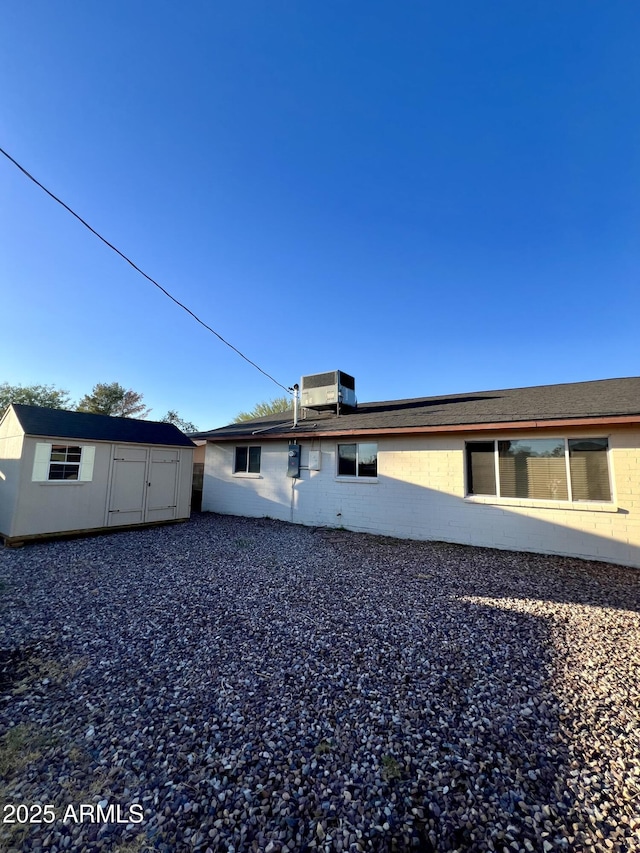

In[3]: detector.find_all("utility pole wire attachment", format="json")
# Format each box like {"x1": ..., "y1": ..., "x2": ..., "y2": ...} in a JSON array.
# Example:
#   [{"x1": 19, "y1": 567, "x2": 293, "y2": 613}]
[{"x1": 0, "y1": 145, "x2": 291, "y2": 394}]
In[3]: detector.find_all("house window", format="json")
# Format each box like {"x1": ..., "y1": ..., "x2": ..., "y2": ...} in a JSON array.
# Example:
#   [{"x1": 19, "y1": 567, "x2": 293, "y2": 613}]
[
  {"x1": 32, "y1": 443, "x2": 95, "y2": 482},
  {"x1": 466, "y1": 438, "x2": 611, "y2": 502},
  {"x1": 337, "y1": 442, "x2": 378, "y2": 477},
  {"x1": 568, "y1": 438, "x2": 612, "y2": 501},
  {"x1": 234, "y1": 446, "x2": 261, "y2": 474},
  {"x1": 466, "y1": 441, "x2": 496, "y2": 496}
]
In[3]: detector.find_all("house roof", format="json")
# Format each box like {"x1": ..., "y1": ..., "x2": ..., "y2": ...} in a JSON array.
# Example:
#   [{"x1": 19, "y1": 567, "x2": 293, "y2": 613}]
[
  {"x1": 9, "y1": 404, "x2": 196, "y2": 447},
  {"x1": 192, "y1": 376, "x2": 640, "y2": 441}
]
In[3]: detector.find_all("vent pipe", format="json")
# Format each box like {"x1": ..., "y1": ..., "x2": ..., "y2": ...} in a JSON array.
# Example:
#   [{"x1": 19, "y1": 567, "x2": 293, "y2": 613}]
[{"x1": 293, "y1": 383, "x2": 299, "y2": 428}]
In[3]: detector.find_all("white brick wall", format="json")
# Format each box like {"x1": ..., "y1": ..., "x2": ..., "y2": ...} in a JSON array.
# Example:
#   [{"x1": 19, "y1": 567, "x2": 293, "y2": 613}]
[{"x1": 202, "y1": 429, "x2": 640, "y2": 568}]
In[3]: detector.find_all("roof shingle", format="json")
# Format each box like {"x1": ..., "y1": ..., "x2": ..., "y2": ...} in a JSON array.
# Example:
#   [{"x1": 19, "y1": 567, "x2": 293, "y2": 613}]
[
  {"x1": 192, "y1": 376, "x2": 640, "y2": 441},
  {"x1": 10, "y1": 404, "x2": 195, "y2": 447}
]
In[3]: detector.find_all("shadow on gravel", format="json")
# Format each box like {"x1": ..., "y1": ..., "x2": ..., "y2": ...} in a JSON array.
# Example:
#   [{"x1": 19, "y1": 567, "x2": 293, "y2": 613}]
[{"x1": 0, "y1": 515, "x2": 637, "y2": 852}]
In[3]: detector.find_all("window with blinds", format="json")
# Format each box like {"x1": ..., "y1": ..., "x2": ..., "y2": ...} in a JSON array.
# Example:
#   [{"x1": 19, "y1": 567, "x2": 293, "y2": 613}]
[
  {"x1": 466, "y1": 442, "x2": 496, "y2": 496},
  {"x1": 568, "y1": 438, "x2": 611, "y2": 501},
  {"x1": 466, "y1": 438, "x2": 611, "y2": 502}
]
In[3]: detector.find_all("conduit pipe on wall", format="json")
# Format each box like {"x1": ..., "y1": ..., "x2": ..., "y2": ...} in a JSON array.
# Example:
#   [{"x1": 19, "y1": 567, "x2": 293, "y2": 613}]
[{"x1": 293, "y1": 384, "x2": 299, "y2": 428}]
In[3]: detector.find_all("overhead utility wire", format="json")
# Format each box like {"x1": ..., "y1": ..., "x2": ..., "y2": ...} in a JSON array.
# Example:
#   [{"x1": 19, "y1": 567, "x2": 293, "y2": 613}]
[{"x1": 0, "y1": 146, "x2": 291, "y2": 394}]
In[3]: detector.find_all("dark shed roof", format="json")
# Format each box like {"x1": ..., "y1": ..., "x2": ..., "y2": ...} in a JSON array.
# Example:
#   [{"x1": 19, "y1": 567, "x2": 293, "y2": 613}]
[
  {"x1": 10, "y1": 404, "x2": 195, "y2": 447},
  {"x1": 192, "y1": 376, "x2": 640, "y2": 441}
]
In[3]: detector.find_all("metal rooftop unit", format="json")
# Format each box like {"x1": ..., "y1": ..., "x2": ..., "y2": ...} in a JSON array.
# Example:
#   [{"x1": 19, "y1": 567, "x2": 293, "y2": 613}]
[{"x1": 300, "y1": 371, "x2": 357, "y2": 414}]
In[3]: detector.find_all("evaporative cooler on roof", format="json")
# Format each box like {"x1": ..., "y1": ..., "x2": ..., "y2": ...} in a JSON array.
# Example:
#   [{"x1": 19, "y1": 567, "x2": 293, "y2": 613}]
[{"x1": 300, "y1": 371, "x2": 357, "y2": 413}]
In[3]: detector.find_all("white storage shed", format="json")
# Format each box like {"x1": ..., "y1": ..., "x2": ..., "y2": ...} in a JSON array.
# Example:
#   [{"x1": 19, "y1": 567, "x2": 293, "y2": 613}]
[{"x1": 0, "y1": 404, "x2": 195, "y2": 545}]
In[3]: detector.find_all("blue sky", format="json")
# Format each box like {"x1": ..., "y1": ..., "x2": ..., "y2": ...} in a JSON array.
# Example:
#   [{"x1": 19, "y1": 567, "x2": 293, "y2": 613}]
[{"x1": 1, "y1": 2, "x2": 638, "y2": 429}]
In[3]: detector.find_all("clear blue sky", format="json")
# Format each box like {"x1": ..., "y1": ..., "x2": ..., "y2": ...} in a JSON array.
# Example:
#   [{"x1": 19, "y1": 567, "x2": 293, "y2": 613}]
[{"x1": 1, "y1": 2, "x2": 638, "y2": 429}]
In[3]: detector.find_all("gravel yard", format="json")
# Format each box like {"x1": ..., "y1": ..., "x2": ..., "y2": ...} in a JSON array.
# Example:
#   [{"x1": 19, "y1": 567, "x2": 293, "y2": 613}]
[{"x1": 0, "y1": 513, "x2": 638, "y2": 853}]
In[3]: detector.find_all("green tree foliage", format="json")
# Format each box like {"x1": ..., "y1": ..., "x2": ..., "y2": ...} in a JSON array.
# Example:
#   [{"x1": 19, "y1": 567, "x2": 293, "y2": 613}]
[
  {"x1": 161, "y1": 410, "x2": 198, "y2": 433},
  {"x1": 0, "y1": 382, "x2": 72, "y2": 414},
  {"x1": 77, "y1": 382, "x2": 151, "y2": 418},
  {"x1": 235, "y1": 396, "x2": 292, "y2": 422}
]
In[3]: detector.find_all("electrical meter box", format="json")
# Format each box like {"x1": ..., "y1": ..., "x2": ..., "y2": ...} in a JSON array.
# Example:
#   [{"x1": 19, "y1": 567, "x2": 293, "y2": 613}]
[{"x1": 287, "y1": 444, "x2": 301, "y2": 478}]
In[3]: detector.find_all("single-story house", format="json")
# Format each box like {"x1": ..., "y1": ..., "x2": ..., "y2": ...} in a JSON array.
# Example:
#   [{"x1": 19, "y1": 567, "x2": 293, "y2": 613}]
[
  {"x1": 193, "y1": 374, "x2": 640, "y2": 569},
  {"x1": 0, "y1": 404, "x2": 195, "y2": 545}
]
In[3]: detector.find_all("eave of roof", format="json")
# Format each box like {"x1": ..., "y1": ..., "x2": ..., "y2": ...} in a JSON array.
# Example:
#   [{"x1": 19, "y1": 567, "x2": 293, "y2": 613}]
[{"x1": 199, "y1": 414, "x2": 640, "y2": 442}]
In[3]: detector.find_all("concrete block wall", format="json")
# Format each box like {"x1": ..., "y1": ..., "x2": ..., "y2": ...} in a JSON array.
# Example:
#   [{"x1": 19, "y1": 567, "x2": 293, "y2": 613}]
[
  {"x1": 202, "y1": 428, "x2": 640, "y2": 568},
  {"x1": 203, "y1": 442, "x2": 296, "y2": 523}
]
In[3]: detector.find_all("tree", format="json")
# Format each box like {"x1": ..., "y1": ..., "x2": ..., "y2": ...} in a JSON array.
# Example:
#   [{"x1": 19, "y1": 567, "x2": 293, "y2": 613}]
[
  {"x1": 235, "y1": 396, "x2": 292, "y2": 422},
  {"x1": 77, "y1": 382, "x2": 151, "y2": 418},
  {"x1": 0, "y1": 382, "x2": 72, "y2": 414},
  {"x1": 161, "y1": 410, "x2": 198, "y2": 433}
]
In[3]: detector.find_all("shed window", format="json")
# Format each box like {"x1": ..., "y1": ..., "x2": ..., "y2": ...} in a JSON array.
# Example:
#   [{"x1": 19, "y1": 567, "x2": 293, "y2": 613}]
[
  {"x1": 234, "y1": 446, "x2": 261, "y2": 474},
  {"x1": 49, "y1": 445, "x2": 83, "y2": 480},
  {"x1": 32, "y1": 443, "x2": 95, "y2": 482}
]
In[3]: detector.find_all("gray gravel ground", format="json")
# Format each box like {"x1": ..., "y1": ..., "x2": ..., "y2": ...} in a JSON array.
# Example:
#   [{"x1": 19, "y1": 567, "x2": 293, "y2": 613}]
[{"x1": 0, "y1": 513, "x2": 638, "y2": 853}]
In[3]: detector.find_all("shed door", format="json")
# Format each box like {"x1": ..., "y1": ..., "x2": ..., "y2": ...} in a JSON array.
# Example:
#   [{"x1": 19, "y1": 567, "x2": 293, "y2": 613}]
[
  {"x1": 146, "y1": 449, "x2": 179, "y2": 522},
  {"x1": 108, "y1": 446, "x2": 148, "y2": 526}
]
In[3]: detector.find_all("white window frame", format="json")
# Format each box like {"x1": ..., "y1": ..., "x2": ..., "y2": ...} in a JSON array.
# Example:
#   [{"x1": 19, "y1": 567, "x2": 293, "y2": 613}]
[
  {"x1": 32, "y1": 443, "x2": 95, "y2": 483},
  {"x1": 465, "y1": 437, "x2": 613, "y2": 506},
  {"x1": 233, "y1": 445, "x2": 262, "y2": 477},
  {"x1": 336, "y1": 442, "x2": 378, "y2": 480}
]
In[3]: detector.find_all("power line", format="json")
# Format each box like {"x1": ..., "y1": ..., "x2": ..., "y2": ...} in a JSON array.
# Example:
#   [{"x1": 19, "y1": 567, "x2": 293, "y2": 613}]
[{"x1": 0, "y1": 146, "x2": 292, "y2": 394}]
